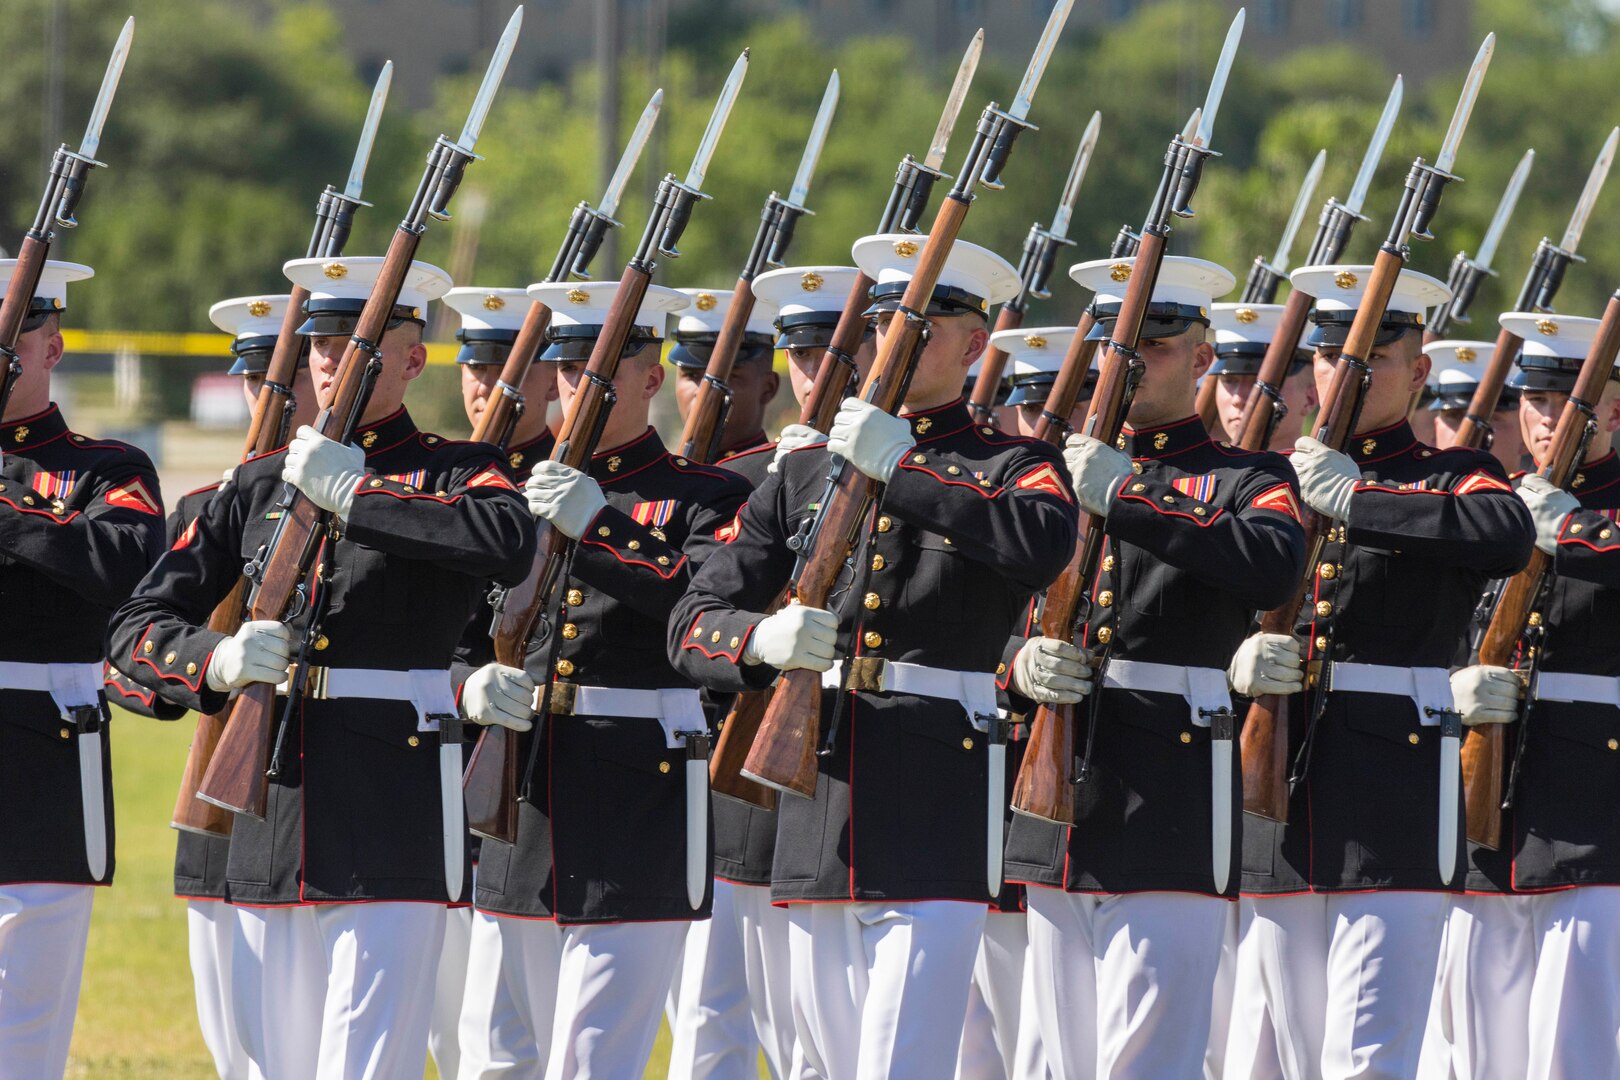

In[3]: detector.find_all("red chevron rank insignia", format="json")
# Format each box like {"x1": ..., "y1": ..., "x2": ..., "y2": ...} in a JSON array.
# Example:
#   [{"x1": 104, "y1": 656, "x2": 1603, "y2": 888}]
[
  {"x1": 715, "y1": 509, "x2": 744, "y2": 543},
  {"x1": 1251, "y1": 483, "x2": 1301, "y2": 522},
  {"x1": 1455, "y1": 471, "x2": 1512, "y2": 495},
  {"x1": 104, "y1": 479, "x2": 160, "y2": 515},
  {"x1": 1015, "y1": 463, "x2": 1071, "y2": 502},
  {"x1": 171, "y1": 518, "x2": 200, "y2": 550},
  {"x1": 468, "y1": 467, "x2": 517, "y2": 491}
]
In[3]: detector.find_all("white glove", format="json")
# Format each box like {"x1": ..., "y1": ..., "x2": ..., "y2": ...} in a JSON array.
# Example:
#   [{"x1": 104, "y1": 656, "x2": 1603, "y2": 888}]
[
  {"x1": 769, "y1": 423, "x2": 828, "y2": 475},
  {"x1": 1062, "y1": 433, "x2": 1134, "y2": 516},
  {"x1": 220, "y1": 466, "x2": 236, "y2": 485},
  {"x1": 1010, "y1": 637, "x2": 1094, "y2": 704},
  {"x1": 827, "y1": 399, "x2": 913, "y2": 483},
  {"x1": 1450, "y1": 665, "x2": 1522, "y2": 727},
  {"x1": 204, "y1": 620, "x2": 293, "y2": 692},
  {"x1": 743, "y1": 603, "x2": 839, "y2": 671},
  {"x1": 1517, "y1": 474, "x2": 1579, "y2": 556},
  {"x1": 525, "y1": 460, "x2": 607, "y2": 540},
  {"x1": 282, "y1": 426, "x2": 366, "y2": 519},
  {"x1": 462, "y1": 663, "x2": 537, "y2": 732},
  {"x1": 1227, "y1": 633, "x2": 1305, "y2": 696},
  {"x1": 1292, "y1": 437, "x2": 1361, "y2": 521}
]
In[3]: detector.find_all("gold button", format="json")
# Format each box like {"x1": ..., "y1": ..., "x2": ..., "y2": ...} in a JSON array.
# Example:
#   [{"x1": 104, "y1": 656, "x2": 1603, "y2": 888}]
[
  {"x1": 562, "y1": 623, "x2": 578, "y2": 639},
  {"x1": 692, "y1": 626, "x2": 703, "y2": 638},
  {"x1": 863, "y1": 592, "x2": 881, "y2": 610},
  {"x1": 961, "y1": 737, "x2": 974, "y2": 750},
  {"x1": 863, "y1": 631, "x2": 884, "y2": 649},
  {"x1": 1097, "y1": 591, "x2": 1114, "y2": 608},
  {"x1": 407, "y1": 735, "x2": 420, "y2": 748},
  {"x1": 59, "y1": 727, "x2": 71, "y2": 739},
  {"x1": 730, "y1": 636, "x2": 740, "y2": 648},
  {"x1": 1315, "y1": 636, "x2": 1329, "y2": 650},
  {"x1": 22, "y1": 495, "x2": 33, "y2": 505},
  {"x1": 871, "y1": 554, "x2": 886, "y2": 571},
  {"x1": 597, "y1": 526, "x2": 611, "y2": 537},
  {"x1": 556, "y1": 659, "x2": 575, "y2": 676},
  {"x1": 675, "y1": 458, "x2": 689, "y2": 466},
  {"x1": 402, "y1": 486, "x2": 415, "y2": 494},
  {"x1": 1319, "y1": 563, "x2": 1337, "y2": 580},
  {"x1": 657, "y1": 555, "x2": 671, "y2": 565},
  {"x1": 1131, "y1": 483, "x2": 1146, "y2": 493},
  {"x1": 711, "y1": 631, "x2": 722, "y2": 643},
  {"x1": 946, "y1": 465, "x2": 962, "y2": 476},
  {"x1": 877, "y1": 516, "x2": 892, "y2": 532},
  {"x1": 1162, "y1": 495, "x2": 1175, "y2": 503},
  {"x1": 186, "y1": 662, "x2": 197, "y2": 676},
  {"x1": 143, "y1": 641, "x2": 154, "y2": 654},
  {"x1": 314, "y1": 635, "x2": 329, "y2": 651},
  {"x1": 628, "y1": 540, "x2": 641, "y2": 550},
  {"x1": 659, "y1": 761, "x2": 672, "y2": 774},
  {"x1": 370, "y1": 478, "x2": 383, "y2": 488},
  {"x1": 1608, "y1": 739, "x2": 1618, "y2": 751},
  {"x1": 1601, "y1": 529, "x2": 1613, "y2": 540},
  {"x1": 1096, "y1": 627, "x2": 1114, "y2": 644},
  {"x1": 980, "y1": 479, "x2": 993, "y2": 488},
  {"x1": 982, "y1": 427, "x2": 994, "y2": 435},
  {"x1": 912, "y1": 454, "x2": 926, "y2": 464},
  {"x1": 567, "y1": 590, "x2": 584, "y2": 606},
  {"x1": 996, "y1": 662, "x2": 1007, "y2": 675},
  {"x1": 1315, "y1": 600, "x2": 1333, "y2": 617},
  {"x1": 1102, "y1": 555, "x2": 1115, "y2": 572},
  {"x1": 1192, "y1": 506, "x2": 1206, "y2": 516},
  {"x1": 1571, "y1": 523, "x2": 1583, "y2": 534},
  {"x1": 1408, "y1": 733, "x2": 1420, "y2": 745},
  {"x1": 1528, "y1": 612, "x2": 1543, "y2": 627},
  {"x1": 942, "y1": 537, "x2": 953, "y2": 546},
  {"x1": 164, "y1": 651, "x2": 177, "y2": 665},
  {"x1": 1179, "y1": 732, "x2": 1192, "y2": 744},
  {"x1": 437, "y1": 490, "x2": 448, "y2": 497}
]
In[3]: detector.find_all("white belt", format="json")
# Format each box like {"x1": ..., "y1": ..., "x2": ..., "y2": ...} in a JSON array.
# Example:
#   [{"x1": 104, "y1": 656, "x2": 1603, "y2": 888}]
[
  {"x1": 1329, "y1": 662, "x2": 1455, "y2": 726},
  {"x1": 821, "y1": 659, "x2": 999, "y2": 733},
  {"x1": 1102, "y1": 659, "x2": 1230, "y2": 728},
  {"x1": 536, "y1": 684, "x2": 705, "y2": 749},
  {"x1": 0, "y1": 660, "x2": 106, "y2": 881},
  {"x1": 1534, "y1": 672, "x2": 1620, "y2": 707},
  {"x1": 281, "y1": 667, "x2": 458, "y2": 731}
]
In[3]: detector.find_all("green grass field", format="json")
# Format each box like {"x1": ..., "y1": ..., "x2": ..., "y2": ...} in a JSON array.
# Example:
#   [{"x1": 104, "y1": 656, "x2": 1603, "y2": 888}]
[{"x1": 67, "y1": 710, "x2": 692, "y2": 1078}]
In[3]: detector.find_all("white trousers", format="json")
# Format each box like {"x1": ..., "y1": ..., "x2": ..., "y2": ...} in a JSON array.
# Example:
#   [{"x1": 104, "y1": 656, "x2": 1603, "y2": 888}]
[
  {"x1": 788, "y1": 900, "x2": 986, "y2": 1080},
  {"x1": 1524, "y1": 886, "x2": 1620, "y2": 1080},
  {"x1": 1418, "y1": 893, "x2": 1534, "y2": 1080},
  {"x1": 1025, "y1": 888, "x2": 1229, "y2": 1080},
  {"x1": 232, "y1": 902, "x2": 445, "y2": 1080},
  {"x1": 957, "y1": 911, "x2": 1044, "y2": 1080},
  {"x1": 457, "y1": 910, "x2": 549, "y2": 1079},
  {"x1": 546, "y1": 920, "x2": 688, "y2": 1080},
  {"x1": 188, "y1": 900, "x2": 250, "y2": 1080},
  {"x1": 669, "y1": 880, "x2": 795, "y2": 1080},
  {"x1": 429, "y1": 906, "x2": 473, "y2": 1079},
  {"x1": 0, "y1": 883, "x2": 93, "y2": 1080},
  {"x1": 1224, "y1": 895, "x2": 1327, "y2": 1080}
]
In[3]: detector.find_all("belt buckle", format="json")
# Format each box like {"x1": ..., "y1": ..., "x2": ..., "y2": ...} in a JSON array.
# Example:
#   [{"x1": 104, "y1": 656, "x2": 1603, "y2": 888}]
[
  {"x1": 548, "y1": 681, "x2": 577, "y2": 717},
  {"x1": 846, "y1": 656, "x2": 887, "y2": 693},
  {"x1": 68, "y1": 703, "x2": 102, "y2": 735}
]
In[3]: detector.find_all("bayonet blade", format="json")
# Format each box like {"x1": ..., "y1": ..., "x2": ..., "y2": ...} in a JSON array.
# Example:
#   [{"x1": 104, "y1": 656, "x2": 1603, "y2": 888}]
[
  {"x1": 1050, "y1": 111, "x2": 1101, "y2": 240},
  {"x1": 1272, "y1": 149, "x2": 1326, "y2": 269},
  {"x1": 1346, "y1": 75, "x2": 1403, "y2": 215},
  {"x1": 599, "y1": 89, "x2": 663, "y2": 219},
  {"x1": 1560, "y1": 126, "x2": 1618, "y2": 255},
  {"x1": 1194, "y1": 8, "x2": 1246, "y2": 148},
  {"x1": 1435, "y1": 33, "x2": 1495, "y2": 174},
  {"x1": 1181, "y1": 109, "x2": 1202, "y2": 144},
  {"x1": 1475, "y1": 148, "x2": 1534, "y2": 269},
  {"x1": 684, "y1": 49, "x2": 750, "y2": 191},
  {"x1": 1009, "y1": 0, "x2": 1075, "y2": 122},
  {"x1": 787, "y1": 70, "x2": 840, "y2": 209},
  {"x1": 77, "y1": 16, "x2": 134, "y2": 161},
  {"x1": 454, "y1": 6, "x2": 524, "y2": 153},
  {"x1": 344, "y1": 61, "x2": 393, "y2": 201},
  {"x1": 926, "y1": 29, "x2": 984, "y2": 171}
]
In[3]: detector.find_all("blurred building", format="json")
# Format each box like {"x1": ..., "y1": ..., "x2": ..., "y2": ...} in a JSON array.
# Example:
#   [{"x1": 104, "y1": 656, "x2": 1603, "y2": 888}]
[{"x1": 324, "y1": 0, "x2": 1473, "y2": 107}]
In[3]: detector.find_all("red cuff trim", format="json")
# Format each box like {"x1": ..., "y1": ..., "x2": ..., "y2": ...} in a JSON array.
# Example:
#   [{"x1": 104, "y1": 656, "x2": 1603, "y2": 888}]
[
  {"x1": 129, "y1": 625, "x2": 207, "y2": 691},
  {"x1": 1558, "y1": 515, "x2": 1620, "y2": 551},
  {"x1": 103, "y1": 673, "x2": 155, "y2": 706},
  {"x1": 580, "y1": 536, "x2": 687, "y2": 579},
  {"x1": 353, "y1": 486, "x2": 463, "y2": 505},
  {"x1": 896, "y1": 461, "x2": 1006, "y2": 498},
  {"x1": 1115, "y1": 492, "x2": 1225, "y2": 526},
  {"x1": 682, "y1": 612, "x2": 752, "y2": 662},
  {"x1": 0, "y1": 494, "x2": 81, "y2": 523}
]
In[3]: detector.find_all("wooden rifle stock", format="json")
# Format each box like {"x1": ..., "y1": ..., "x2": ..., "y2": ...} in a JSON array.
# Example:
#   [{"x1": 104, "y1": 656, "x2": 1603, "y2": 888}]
[
  {"x1": 679, "y1": 276, "x2": 759, "y2": 462},
  {"x1": 1452, "y1": 324, "x2": 1524, "y2": 451},
  {"x1": 1463, "y1": 289, "x2": 1620, "y2": 848},
  {"x1": 800, "y1": 271, "x2": 874, "y2": 432},
  {"x1": 0, "y1": 243, "x2": 50, "y2": 360},
  {"x1": 968, "y1": 305, "x2": 1024, "y2": 425},
  {"x1": 1236, "y1": 288, "x2": 1315, "y2": 451},
  {"x1": 471, "y1": 300, "x2": 553, "y2": 444}
]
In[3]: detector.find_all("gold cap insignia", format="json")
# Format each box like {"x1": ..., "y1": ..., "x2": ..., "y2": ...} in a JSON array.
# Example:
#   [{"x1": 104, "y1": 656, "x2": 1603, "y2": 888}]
[
  {"x1": 566, "y1": 288, "x2": 591, "y2": 305},
  {"x1": 1153, "y1": 432, "x2": 1169, "y2": 450},
  {"x1": 322, "y1": 261, "x2": 347, "y2": 280},
  {"x1": 1109, "y1": 263, "x2": 1132, "y2": 283},
  {"x1": 1455, "y1": 346, "x2": 1476, "y2": 362},
  {"x1": 800, "y1": 272, "x2": 824, "y2": 292},
  {"x1": 1333, "y1": 270, "x2": 1358, "y2": 290},
  {"x1": 361, "y1": 431, "x2": 378, "y2": 448},
  {"x1": 695, "y1": 293, "x2": 718, "y2": 312},
  {"x1": 1235, "y1": 307, "x2": 1259, "y2": 324},
  {"x1": 483, "y1": 293, "x2": 506, "y2": 311},
  {"x1": 1537, "y1": 318, "x2": 1558, "y2": 336},
  {"x1": 1361, "y1": 438, "x2": 1377, "y2": 456},
  {"x1": 607, "y1": 455, "x2": 622, "y2": 472},
  {"x1": 247, "y1": 299, "x2": 272, "y2": 318},
  {"x1": 893, "y1": 240, "x2": 919, "y2": 258},
  {"x1": 1024, "y1": 334, "x2": 1048, "y2": 349}
]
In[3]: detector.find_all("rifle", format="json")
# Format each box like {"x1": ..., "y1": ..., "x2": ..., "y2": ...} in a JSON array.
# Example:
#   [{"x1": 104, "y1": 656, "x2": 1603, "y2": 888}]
[
  {"x1": 1238, "y1": 37, "x2": 1493, "y2": 834},
  {"x1": 967, "y1": 111, "x2": 1099, "y2": 426},
  {"x1": 1012, "y1": 11, "x2": 1244, "y2": 826},
  {"x1": 1195, "y1": 149, "x2": 1325, "y2": 433},
  {"x1": 171, "y1": 63, "x2": 392, "y2": 837},
  {"x1": 1465, "y1": 288, "x2": 1620, "y2": 850},
  {"x1": 743, "y1": 0, "x2": 1076, "y2": 798},
  {"x1": 1235, "y1": 76, "x2": 1403, "y2": 453},
  {"x1": 798, "y1": 30, "x2": 984, "y2": 439},
  {"x1": 462, "y1": 50, "x2": 751, "y2": 844},
  {"x1": 1426, "y1": 148, "x2": 1534, "y2": 345},
  {"x1": 678, "y1": 71, "x2": 839, "y2": 463},
  {"x1": 469, "y1": 90, "x2": 663, "y2": 447},
  {"x1": 195, "y1": 10, "x2": 523, "y2": 819}
]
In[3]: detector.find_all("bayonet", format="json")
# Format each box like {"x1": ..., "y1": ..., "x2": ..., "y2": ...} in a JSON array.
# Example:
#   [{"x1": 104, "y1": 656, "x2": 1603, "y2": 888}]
[
  {"x1": 787, "y1": 70, "x2": 840, "y2": 209},
  {"x1": 685, "y1": 49, "x2": 750, "y2": 191},
  {"x1": 1560, "y1": 126, "x2": 1619, "y2": 255},
  {"x1": 1181, "y1": 108, "x2": 1202, "y2": 145},
  {"x1": 1009, "y1": 0, "x2": 1075, "y2": 122},
  {"x1": 1272, "y1": 149, "x2": 1326, "y2": 270},
  {"x1": 1435, "y1": 34, "x2": 1495, "y2": 174},
  {"x1": 1346, "y1": 76, "x2": 1403, "y2": 216},
  {"x1": 78, "y1": 16, "x2": 135, "y2": 161},
  {"x1": 1193, "y1": 8, "x2": 1245, "y2": 148},
  {"x1": 926, "y1": 30, "x2": 984, "y2": 170},
  {"x1": 1050, "y1": 111, "x2": 1101, "y2": 241},
  {"x1": 599, "y1": 89, "x2": 664, "y2": 220},
  {"x1": 454, "y1": 7, "x2": 524, "y2": 153},
  {"x1": 1475, "y1": 148, "x2": 1534, "y2": 270},
  {"x1": 344, "y1": 62, "x2": 393, "y2": 201}
]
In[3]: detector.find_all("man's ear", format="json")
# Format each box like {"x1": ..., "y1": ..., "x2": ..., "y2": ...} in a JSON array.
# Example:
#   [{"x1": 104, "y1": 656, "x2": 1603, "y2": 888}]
[
  {"x1": 41, "y1": 326, "x2": 65, "y2": 373},
  {"x1": 962, "y1": 321, "x2": 989, "y2": 368},
  {"x1": 1602, "y1": 383, "x2": 1620, "y2": 435},
  {"x1": 761, "y1": 370, "x2": 780, "y2": 407},
  {"x1": 402, "y1": 341, "x2": 428, "y2": 382},
  {"x1": 1191, "y1": 340, "x2": 1215, "y2": 380},
  {"x1": 643, "y1": 359, "x2": 665, "y2": 401},
  {"x1": 1408, "y1": 350, "x2": 1432, "y2": 395}
]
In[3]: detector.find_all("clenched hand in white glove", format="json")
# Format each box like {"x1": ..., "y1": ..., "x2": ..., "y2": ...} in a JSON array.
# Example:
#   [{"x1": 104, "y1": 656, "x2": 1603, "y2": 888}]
[
  {"x1": 205, "y1": 620, "x2": 293, "y2": 692},
  {"x1": 1517, "y1": 474, "x2": 1579, "y2": 556},
  {"x1": 1011, "y1": 637, "x2": 1094, "y2": 704},
  {"x1": 769, "y1": 423, "x2": 828, "y2": 475},
  {"x1": 1450, "y1": 665, "x2": 1522, "y2": 727},
  {"x1": 1292, "y1": 437, "x2": 1361, "y2": 521},
  {"x1": 1062, "y1": 433, "x2": 1134, "y2": 516},
  {"x1": 525, "y1": 460, "x2": 607, "y2": 540},
  {"x1": 282, "y1": 427, "x2": 367, "y2": 519},
  {"x1": 743, "y1": 603, "x2": 839, "y2": 671},
  {"x1": 462, "y1": 663, "x2": 537, "y2": 732},
  {"x1": 1227, "y1": 633, "x2": 1305, "y2": 696},
  {"x1": 827, "y1": 399, "x2": 913, "y2": 483}
]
